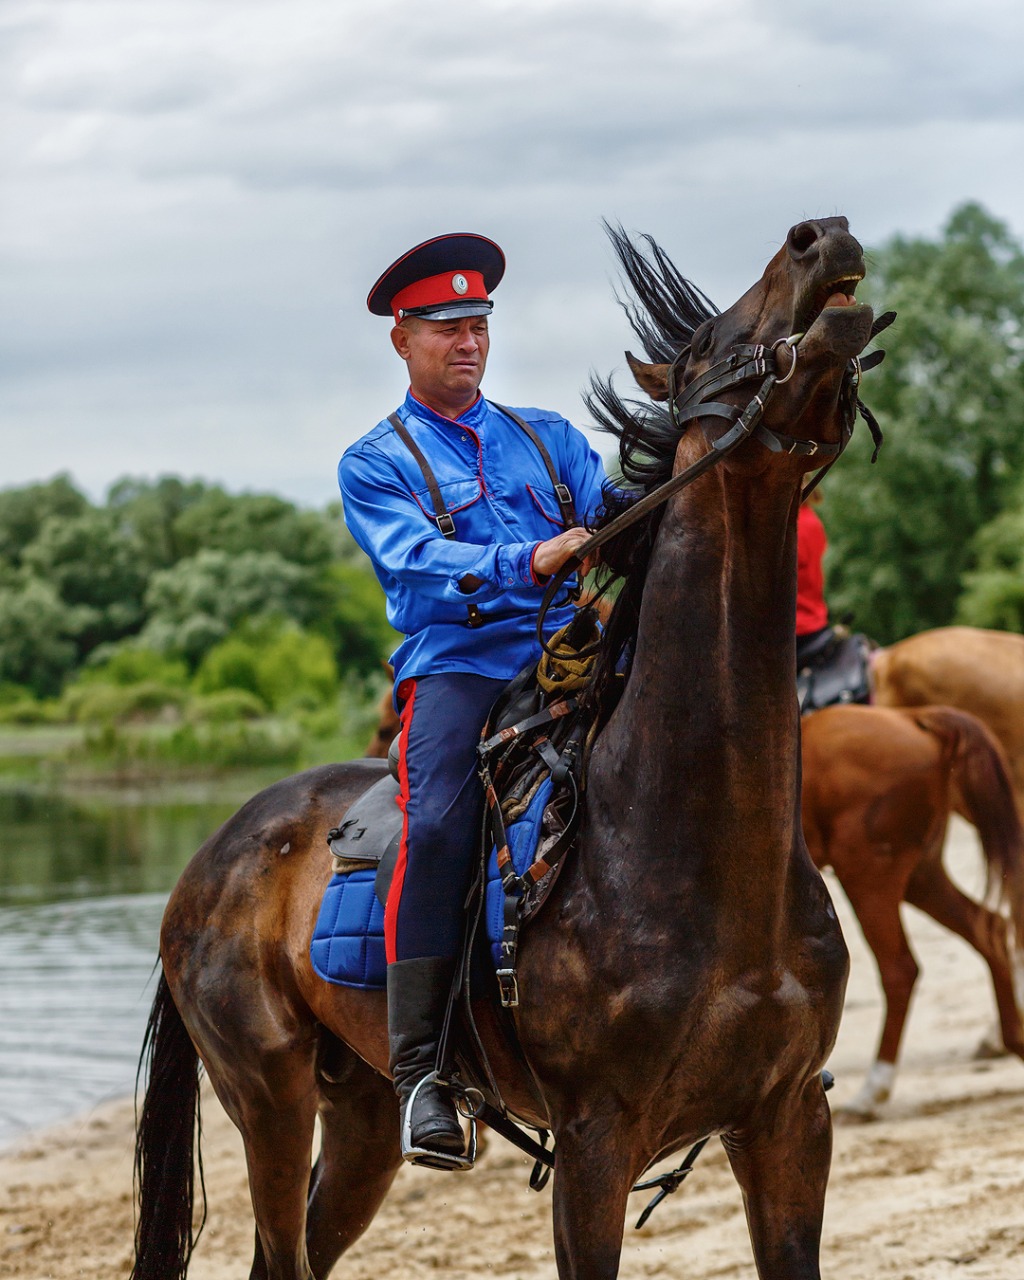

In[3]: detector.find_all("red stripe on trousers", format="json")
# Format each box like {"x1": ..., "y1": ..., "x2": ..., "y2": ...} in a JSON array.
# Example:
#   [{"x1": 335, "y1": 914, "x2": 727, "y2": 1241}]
[{"x1": 384, "y1": 678, "x2": 417, "y2": 964}]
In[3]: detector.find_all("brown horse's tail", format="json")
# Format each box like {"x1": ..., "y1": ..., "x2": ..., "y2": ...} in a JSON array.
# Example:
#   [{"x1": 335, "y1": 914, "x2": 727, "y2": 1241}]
[
  {"x1": 915, "y1": 706, "x2": 1024, "y2": 943},
  {"x1": 131, "y1": 969, "x2": 205, "y2": 1280}
]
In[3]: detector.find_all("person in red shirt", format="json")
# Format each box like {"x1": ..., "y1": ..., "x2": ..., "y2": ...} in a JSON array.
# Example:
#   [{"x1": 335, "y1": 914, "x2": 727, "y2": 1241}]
[{"x1": 796, "y1": 492, "x2": 832, "y2": 667}]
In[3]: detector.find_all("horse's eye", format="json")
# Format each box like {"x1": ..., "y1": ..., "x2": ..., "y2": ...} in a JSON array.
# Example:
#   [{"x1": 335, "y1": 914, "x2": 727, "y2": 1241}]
[{"x1": 693, "y1": 324, "x2": 715, "y2": 359}]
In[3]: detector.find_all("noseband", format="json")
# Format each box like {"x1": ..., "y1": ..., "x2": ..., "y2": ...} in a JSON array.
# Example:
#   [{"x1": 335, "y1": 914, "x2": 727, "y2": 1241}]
[
  {"x1": 667, "y1": 333, "x2": 830, "y2": 460},
  {"x1": 536, "y1": 313, "x2": 893, "y2": 656}
]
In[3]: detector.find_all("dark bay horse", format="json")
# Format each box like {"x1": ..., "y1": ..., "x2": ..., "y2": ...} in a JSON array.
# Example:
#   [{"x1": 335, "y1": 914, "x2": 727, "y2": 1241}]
[
  {"x1": 802, "y1": 703, "x2": 1024, "y2": 1118},
  {"x1": 133, "y1": 218, "x2": 876, "y2": 1280},
  {"x1": 870, "y1": 626, "x2": 1024, "y2": 816}
]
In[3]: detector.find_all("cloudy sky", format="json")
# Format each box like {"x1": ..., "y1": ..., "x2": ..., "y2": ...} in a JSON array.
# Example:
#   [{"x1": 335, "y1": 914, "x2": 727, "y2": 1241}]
[{"x1": 4, "y1": 0, "x2": 1024, "y2": 508}]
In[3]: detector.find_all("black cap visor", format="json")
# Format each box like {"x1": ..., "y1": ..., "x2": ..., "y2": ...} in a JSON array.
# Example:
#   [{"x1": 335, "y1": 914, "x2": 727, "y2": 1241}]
[{"x1": 398, "y1": 300, "x2": 494, "y2": 322}]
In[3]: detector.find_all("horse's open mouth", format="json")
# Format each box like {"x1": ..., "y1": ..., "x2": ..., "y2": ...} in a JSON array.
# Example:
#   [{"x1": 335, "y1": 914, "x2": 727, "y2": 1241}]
[{"x1": 800, "y1": 274, "x2": 865, "y2": 330}]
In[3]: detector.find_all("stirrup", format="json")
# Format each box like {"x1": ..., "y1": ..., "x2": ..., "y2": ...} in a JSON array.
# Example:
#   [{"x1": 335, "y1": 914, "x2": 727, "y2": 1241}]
[{"x1": 400, "y1": 1073, "x2": 477, "y2": 1172}]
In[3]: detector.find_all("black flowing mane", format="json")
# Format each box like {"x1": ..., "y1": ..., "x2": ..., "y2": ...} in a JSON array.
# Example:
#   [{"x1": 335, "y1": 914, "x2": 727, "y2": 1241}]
[{"x1": 581, "y1": 225, "x2": 720, "y2": 723}]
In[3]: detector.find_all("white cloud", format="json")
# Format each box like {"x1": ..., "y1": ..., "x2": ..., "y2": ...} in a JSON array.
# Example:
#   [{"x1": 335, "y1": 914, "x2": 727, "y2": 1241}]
[{"x1": 3, "y1": 0, "x2": 1024, "y2": 503}]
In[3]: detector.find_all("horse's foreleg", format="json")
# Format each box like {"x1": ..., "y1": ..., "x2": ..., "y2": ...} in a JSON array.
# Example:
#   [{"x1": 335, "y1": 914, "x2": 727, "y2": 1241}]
[
  {"x1": 549, "y1": 1113, "x2": 638, "y2": 1280},
  {"x1": 724, "y1": 1078, "x2": 832, "y2": 1280},
  {"x1": 906, "y1": 861, "x2": 1024, "y2": 1060},
  {"x1": 305, "y1": 1046, "x2": 402, "y2": 1279}
]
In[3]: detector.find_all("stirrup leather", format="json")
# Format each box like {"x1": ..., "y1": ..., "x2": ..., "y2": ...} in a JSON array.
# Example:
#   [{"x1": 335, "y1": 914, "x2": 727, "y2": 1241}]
[{"x1": 400, "y1": 1073, "x2": 477, "y2": 1171}]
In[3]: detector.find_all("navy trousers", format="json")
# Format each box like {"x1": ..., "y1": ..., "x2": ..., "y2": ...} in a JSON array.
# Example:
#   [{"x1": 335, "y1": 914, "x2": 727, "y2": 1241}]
[{"x1": 385, "y1": 672, "x2": 506, "y2": 963}]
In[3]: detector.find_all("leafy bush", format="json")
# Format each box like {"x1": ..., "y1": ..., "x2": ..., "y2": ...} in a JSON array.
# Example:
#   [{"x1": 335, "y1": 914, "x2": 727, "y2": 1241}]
[
  {"x1": 62, "y1": 681, "x2": 189, "y2": 725},
  {"x1": 77, "y1": 718, "x2": 302, "y2": 771},
  {"x1": 193, "y1": 636, "x2": 263, "y2": 699},
  {"x1": 0, "y1": 697, "x2": 57, "y2": 725},
  {"x1": 255, "y1": 629, "x2": 339, "y2": 712},
  {"x1": 77, "y1": 647, "x2": 190, "y2": 688},
  {"x1": 188, "y1": 689, "x2": 267, "y2": 723},
  {"x1": 194, "y1": 623, "x2": 339, "y2": 713}
]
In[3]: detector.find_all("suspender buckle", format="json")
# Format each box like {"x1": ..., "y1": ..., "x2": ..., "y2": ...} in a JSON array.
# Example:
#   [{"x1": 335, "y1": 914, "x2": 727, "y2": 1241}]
[
  {"x1": 496, "y1": 969, "x2": 520, "y2": 1008},
  {"x1": 435, "y1": 512, "x2": 456, "y2": 538}
]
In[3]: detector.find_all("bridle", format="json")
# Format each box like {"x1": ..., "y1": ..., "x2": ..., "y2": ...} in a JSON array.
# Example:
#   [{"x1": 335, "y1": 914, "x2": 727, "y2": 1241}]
[{"x1": 536, "y1": 311, "x2": 893, "y2": 656}]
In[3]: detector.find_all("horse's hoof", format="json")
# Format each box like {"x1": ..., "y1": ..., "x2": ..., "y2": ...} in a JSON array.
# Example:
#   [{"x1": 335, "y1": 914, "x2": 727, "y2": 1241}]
[
  {"x1": 972, "y1": 1035, "x2": 1009, "y2": 1061},
  {"x1": 833, "y1": 1103, "x2": 880, "y2": 1126}
]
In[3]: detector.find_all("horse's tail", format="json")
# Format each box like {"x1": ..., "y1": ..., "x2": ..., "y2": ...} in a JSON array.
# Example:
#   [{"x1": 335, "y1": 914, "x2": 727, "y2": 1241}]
[
  {"x1": 131, "y1": 969, "x2": 206, "y2": 1280},
  {"x1": 915, "y1": 706, "x2": 1024, "y2": 941}
]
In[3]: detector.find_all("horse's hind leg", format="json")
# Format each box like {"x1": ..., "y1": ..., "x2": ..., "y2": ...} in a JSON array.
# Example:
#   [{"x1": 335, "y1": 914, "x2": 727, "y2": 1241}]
[
  {"x1": 905, "y1": 860, "x2": 1024, "y2": 1060},
  {"x1": 833, "y1": 874, "x2": 919, "y2": 1117},
  {"x1": 305, "y1": 1040, "x2": 402, "y2": 1279},
  {"x1": 204, "y1": 1040, "x2": 321, "y2": 1280}
]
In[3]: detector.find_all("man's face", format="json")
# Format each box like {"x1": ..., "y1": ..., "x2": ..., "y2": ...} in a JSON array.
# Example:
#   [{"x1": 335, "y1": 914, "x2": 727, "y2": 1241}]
[{"x1": 391, "y1": 315, "x2": 490, "y2": 415}]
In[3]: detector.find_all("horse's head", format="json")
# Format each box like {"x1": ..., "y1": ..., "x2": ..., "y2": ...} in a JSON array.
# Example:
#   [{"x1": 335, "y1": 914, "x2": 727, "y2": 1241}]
[{"x1": 628, "y1": 218, "x2": 874, "y2": 472}]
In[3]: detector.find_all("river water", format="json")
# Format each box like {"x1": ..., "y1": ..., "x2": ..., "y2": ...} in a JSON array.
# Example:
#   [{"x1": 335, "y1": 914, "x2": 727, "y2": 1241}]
[{"x1": 0, "y1": 780, "x2": 269, "y2": 1147}]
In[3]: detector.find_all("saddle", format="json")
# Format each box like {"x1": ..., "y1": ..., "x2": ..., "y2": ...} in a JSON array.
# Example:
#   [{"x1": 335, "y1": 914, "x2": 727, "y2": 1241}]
[{"x1": 797, "y1": 626, "x2": 872, "y2": 714}]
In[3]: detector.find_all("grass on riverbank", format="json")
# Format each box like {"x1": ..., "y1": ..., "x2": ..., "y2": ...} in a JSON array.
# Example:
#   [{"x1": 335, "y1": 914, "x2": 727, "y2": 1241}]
[{"x1": 0, "y1": 677, "x2": 388, "y2": 788}]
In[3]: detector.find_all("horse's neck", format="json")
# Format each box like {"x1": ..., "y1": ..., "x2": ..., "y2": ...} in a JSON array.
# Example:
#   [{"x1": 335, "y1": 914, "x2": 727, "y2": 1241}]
[{"x1": 591, "y1": 469, "x2": 802, "y2": 935}]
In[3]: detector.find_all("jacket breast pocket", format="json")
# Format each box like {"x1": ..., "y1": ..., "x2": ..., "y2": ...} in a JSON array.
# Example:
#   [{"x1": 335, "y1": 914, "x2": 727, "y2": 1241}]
[
  {"x1": 525, "y1": 484, "x2": 568, "y2": 528},
  {"x1": 410, "y1": 477, "x2": 483, "y2": 521}
]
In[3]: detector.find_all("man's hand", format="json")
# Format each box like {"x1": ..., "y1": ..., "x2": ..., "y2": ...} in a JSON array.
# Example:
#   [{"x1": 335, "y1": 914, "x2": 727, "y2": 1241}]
[{"x1": 533, "y1": 526, "x2": 592, "y2": 579}]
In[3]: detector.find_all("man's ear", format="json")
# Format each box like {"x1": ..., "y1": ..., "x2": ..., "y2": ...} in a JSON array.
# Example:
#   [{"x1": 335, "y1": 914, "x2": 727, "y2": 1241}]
[
  {"x1": 391, "y1": 324, "x2": 411, "y2": 360},
  {"x1": 625, "y1": 351, "x2": 672, "y2": 402}
]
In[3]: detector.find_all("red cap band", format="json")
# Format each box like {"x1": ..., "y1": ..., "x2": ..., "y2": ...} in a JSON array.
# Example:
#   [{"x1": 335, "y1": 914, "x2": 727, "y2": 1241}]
[{"x1": 390, "y1": 270, "x2": 489, "y2": 322}]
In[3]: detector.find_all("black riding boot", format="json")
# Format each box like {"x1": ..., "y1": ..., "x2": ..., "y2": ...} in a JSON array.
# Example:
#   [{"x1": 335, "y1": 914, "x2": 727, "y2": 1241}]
[{"x1": 387, "y1": 956, "x2": 473, "y2": 1171}]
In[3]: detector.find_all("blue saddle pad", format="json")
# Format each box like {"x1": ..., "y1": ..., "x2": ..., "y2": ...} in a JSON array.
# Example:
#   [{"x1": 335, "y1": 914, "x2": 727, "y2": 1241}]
[{"x1": 310, "y1": 775, "x2": 555, "y2": 990}]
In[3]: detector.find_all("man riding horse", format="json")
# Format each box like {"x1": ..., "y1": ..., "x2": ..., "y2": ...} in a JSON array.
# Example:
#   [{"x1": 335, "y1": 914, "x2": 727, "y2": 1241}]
[{"x1": 337, "y1": 233, "x2": 607, "y2": 1168}]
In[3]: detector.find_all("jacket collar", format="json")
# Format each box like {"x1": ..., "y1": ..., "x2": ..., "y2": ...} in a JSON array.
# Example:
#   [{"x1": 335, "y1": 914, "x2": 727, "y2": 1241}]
[{"x1": 405, "y1": 389, "x2": 488, "y2": 430}]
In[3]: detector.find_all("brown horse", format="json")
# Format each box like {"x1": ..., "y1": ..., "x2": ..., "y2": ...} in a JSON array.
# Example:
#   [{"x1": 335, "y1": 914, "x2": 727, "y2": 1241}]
[
  {"x1": 363, "y1": 666, "x2": 399, "y2": 760},
  {"x1": 132, "y1": 218, "x2": 876, "y2": 1280},
  {"x1": 802, "y1": 703, "x2": 1024, "y2": 1118},
  {"x1": 871, "y1": 626, "x2": 1024, "y2": 814}
]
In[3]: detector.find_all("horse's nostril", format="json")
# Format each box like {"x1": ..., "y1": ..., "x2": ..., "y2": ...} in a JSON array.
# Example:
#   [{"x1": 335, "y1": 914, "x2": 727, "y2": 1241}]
[{"x1": 788, "y1": 221, "x2": 822, "y2": 257}]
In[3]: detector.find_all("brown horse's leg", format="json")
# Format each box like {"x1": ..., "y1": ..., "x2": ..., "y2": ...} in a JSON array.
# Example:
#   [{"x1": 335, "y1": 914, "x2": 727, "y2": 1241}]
[
  {"x1": 304, "y1": 1045, "x2": 402, "y2": 1279},
  {"x1": 724, "y1": 1079, "x2": 832, "y2": 1280},
  {"x1": 204, "y1": 1044, "x2": 320, "y2": 1280},
  {"x1": 833, "y1": 874, "x2": 919, "y2": 1116},
  {"x1": 905, "y1": 861, "x2": 1024, "y2": 1060},
  {"x1": 549, "y1": 1113, "x2": 637, "y2": 1280}
]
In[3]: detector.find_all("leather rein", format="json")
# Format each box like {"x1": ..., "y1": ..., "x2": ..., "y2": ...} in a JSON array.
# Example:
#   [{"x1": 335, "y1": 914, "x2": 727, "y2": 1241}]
[{"x1": 536, "y1": 318, "x2": 890, "y2": 659}]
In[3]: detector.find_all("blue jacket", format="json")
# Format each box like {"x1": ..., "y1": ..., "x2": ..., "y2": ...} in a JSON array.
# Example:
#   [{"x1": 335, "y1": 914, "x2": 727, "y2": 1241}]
[{"x1": 338, "y1": 391, "x2": 608, "y2": 688}]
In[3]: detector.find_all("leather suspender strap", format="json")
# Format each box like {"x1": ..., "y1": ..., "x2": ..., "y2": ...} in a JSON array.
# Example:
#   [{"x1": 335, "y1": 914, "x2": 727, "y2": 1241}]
[
  {"x1": 387, "y1": 413, "x2": 483, "y2": 627},
  {"x1": 388, "y1": 413, "x2": 456, "y2": 538},
  {"x1": 489, "y1": 402, "x2": 578, "y2": 529}
]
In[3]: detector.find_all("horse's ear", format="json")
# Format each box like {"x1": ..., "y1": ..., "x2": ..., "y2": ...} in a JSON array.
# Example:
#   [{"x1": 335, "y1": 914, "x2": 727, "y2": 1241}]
[{"x1": 626, "y1": 351, "x2": 671, "y2": 402}]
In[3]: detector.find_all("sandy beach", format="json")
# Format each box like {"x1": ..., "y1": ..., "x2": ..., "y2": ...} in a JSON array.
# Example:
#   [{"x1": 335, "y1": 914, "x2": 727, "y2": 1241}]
[{"x1": 4, "y1": 817, "x2": 1024, "y2": 1279}]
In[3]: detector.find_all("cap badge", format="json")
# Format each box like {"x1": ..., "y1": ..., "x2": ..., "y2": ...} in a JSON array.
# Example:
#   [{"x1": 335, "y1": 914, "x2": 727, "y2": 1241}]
[{"x1": 451, "y1": 273, "x2": 469, "y2": 295}]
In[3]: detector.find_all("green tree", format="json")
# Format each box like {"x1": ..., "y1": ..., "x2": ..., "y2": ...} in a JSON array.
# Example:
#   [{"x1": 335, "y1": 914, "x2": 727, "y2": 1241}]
[
  {"x1": 21, "y1": 509, "x2": 149, "y2": 657},
  {"x1": 956, "y1": 485, "x2": 1024, "y2": 632},
  {"x1": 0, "y1": 475, "x2": 88, "y2": 570},
  {"x1": 824, "y1": 202, "x2": 1024, "y2": 642},
  {"x1": 139, "y1": 548, "x2": 315, "y2": 665},
  {"x1": 317, "y1": 561, "x2": 397, "y2": 678},
  {"x1": 171, "y1": 489, "x2": 337, "y2": 569},
  {"x1": 106, "y1": 475, "x2": 211, "y2": 573},
  {"x1": 0, "y1": 578, "x2": 90, "y2": 696}
]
